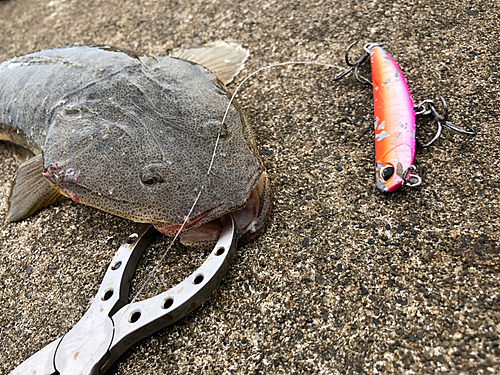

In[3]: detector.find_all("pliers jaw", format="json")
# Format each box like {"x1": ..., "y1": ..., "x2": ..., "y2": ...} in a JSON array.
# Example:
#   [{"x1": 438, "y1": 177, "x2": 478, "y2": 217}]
[{"x1": 11, "y1": 215, "x2": 237, "y2": 375}]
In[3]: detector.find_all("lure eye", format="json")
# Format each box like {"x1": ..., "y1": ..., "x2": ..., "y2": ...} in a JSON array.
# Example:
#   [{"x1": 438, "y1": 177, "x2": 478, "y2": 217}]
[{"x1": 379, "y1": 165, "x2": 395, "y2": 182}]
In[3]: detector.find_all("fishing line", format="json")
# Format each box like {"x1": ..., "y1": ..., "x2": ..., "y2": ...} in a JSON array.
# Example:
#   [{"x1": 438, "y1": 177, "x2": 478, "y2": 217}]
[
  {"x1": 98, "y1": 58, "x2": 365, "y2": 367},
  {"x1": 129, "y1": 188, "x2": 203, "y2": 305},
  {"x1": 218, "y1": 61, "x2": 349, "y2": 133},
  {"x1": 130, "y1": 59, "x2": 357, "y2": 305}
]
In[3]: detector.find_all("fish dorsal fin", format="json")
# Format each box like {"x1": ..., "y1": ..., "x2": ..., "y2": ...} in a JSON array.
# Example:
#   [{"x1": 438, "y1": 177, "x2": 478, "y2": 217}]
[
  {"x1": 170, "y1": 41, "x2": 249, "y2": 85},
  {"x1": 7, "y1": 154, "x2": 67, "y2": 222}
]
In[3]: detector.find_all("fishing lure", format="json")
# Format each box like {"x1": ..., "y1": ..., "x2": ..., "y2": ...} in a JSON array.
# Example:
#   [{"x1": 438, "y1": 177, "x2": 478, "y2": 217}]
[
  {"x1": 367, "y1": 43, "x2": 419, "y2": 193},
  {"x1": 334, "y1": 42, "x2": 476, "y2": 193},
  {"x1": 220, "y1": 42, "x2": 475, "y2": 194}
]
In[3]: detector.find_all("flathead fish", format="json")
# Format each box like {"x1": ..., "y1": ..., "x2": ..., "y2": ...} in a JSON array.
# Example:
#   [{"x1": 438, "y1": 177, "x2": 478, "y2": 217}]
[{"x1": 0, "y1": 42, "x2": 271, "y2": 248}]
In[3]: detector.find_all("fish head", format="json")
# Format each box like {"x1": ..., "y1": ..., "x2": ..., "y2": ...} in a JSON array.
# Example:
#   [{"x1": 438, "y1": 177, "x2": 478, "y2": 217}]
[{"x1": 42, "y1": 59, "x2": 271, "y2": 248}]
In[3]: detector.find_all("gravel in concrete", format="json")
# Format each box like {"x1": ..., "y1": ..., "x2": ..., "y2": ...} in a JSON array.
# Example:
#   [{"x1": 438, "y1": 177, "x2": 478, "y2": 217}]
[{"x1": 1, "y1": 0, "x2": 499, "y2": 373}]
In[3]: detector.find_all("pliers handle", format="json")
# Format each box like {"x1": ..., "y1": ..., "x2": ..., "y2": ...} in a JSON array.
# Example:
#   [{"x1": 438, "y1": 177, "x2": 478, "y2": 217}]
[{"x1": 11, "y1": 215, "x2": 237, "y2": 375}]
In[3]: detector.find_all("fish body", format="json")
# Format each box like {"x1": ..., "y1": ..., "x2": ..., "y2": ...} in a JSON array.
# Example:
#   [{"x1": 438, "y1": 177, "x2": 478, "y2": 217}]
[
  {"x1": 366, "y1": 44, "x2": 416, "y2": 193},
  {"x1": 0, "y1": 44, "x2": 271, "y2": 248}
]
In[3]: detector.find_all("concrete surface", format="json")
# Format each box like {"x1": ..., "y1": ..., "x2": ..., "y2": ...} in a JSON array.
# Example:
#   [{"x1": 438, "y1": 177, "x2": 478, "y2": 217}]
[{"x1": 1, "y1": 0, "x2": 499, "y2": 374}]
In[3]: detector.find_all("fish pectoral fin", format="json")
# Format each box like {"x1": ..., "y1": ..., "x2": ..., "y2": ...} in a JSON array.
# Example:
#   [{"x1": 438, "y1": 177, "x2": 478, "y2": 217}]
[
  {"x1": 7, "y1": 154, "x2": 67, "y2": 222},
  {"x1": 170, "y1": 41, "x2": 249, "y2": 85}
]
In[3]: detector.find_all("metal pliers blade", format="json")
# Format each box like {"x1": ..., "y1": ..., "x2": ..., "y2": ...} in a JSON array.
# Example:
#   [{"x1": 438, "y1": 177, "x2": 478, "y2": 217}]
[{"x1": 11, "y1": 215, "x2": 237, "y2": 375}]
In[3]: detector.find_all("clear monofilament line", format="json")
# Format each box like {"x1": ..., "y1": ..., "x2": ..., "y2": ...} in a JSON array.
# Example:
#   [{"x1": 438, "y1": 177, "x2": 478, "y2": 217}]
[
  {"x1": 219, "y1": 61, "x2": 347, "y2": 136},
  {"x1": 129, "y1": 188, "x2": 203, "y2": 304},
  {"x1": 131, "y1": 60, "x2": 349, "y2": 303},
  {"x1": 90, "y1": 58, "x2": 361, "y2": 367}
]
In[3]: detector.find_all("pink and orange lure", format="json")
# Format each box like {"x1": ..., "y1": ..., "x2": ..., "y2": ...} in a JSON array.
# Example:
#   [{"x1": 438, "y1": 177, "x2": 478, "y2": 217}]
[{"x1": 364, "y1": 43, "x2": 421, "y2": 193}]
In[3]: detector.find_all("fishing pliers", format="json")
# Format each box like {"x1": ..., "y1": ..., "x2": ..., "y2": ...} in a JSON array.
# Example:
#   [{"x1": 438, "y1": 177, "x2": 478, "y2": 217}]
[{"x1": 11, "y1": 215, "x2": 237, "y2": 375}]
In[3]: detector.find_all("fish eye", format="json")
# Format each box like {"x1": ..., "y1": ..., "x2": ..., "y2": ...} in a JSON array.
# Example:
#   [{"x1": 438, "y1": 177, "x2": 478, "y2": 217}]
[
  {"x1": 379, "y1": 165, "x2": 395, "y2": 182},
  {"x1": 200, "y1": 119, "x2": 231, "y2": 139},
  {"x1": 141, "y1": 171, "x2": 164, "y2": 186},
  {"x1": 142, "y1": 177, "x2": 157, "y2": 185},
  {"x1": 141, "y1": 162, "x2": 168, "y2": 186}
]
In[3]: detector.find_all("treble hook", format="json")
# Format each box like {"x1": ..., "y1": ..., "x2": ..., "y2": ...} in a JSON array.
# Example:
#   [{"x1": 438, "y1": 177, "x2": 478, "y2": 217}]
[
  {"x1": 402, "y1": 165, "x2": 422, "y2": 188},
  {"x1": 332, "y1": 41, "x2": 372, "y2": 85},
  {"x1": 415, "y1": 96, "x2": 477, "y2": 147}
]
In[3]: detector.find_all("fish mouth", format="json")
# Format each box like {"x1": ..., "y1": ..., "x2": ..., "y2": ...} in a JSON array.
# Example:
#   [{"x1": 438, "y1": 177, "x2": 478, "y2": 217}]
[
  {"x1": 44, "y1": 162, "x2": 271, "y2": 249},
  {"x1": 154, "y1": 172, "x2": 271, "y2": 248},
  {"x1": 154, "y1": 203, "x2": 226, "y2": 237}
]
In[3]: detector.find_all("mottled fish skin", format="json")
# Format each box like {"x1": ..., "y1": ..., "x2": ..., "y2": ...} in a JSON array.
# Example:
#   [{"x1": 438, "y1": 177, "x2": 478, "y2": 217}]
[{"x1": 0, "y1": 46, "x2": 267, "y2": 242}]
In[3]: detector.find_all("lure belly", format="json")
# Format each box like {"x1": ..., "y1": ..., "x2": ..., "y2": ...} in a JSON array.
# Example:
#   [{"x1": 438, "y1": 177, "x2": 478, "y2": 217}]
[{"x1": 366, "y1": 44, "x2": 417, "y2": 193}]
